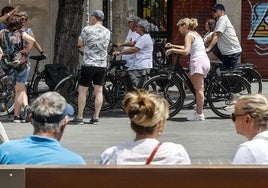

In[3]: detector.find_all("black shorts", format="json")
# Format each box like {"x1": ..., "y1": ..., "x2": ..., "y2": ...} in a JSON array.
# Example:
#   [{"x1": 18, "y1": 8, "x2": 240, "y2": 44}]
[{"x1": 79, "y1": 66, "x2": 106, "y2": 87}]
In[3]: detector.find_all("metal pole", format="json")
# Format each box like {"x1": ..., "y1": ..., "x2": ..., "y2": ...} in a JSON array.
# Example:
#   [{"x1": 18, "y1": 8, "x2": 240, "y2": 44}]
[
  {"x1": 86, "y1": 0, "x2": 90, "y2": 25},
  {"x1": 110, "y1": 0, "x2": 112, "y2": 33}
]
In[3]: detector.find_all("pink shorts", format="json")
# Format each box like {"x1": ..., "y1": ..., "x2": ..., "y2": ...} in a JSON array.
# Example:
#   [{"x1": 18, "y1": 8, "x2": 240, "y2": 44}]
[{"x1": 189, "y1": 56, "x2": 210, "y2": 78}]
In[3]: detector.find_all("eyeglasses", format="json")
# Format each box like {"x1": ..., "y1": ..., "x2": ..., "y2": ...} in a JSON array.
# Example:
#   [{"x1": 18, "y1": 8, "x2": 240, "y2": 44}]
[
  {"x1": 231, "y1": 113, "x2": 248, "y2": 122},
  {"x1": 21, "y1": 18, "x2": 27, "y2": 22}
]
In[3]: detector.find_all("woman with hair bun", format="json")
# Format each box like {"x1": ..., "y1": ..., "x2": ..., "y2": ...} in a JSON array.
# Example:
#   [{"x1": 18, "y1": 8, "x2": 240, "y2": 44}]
[
  {"x1": 99, "y1": 89, "x2": 191, "y2": 165},
  {"x1": 232, "y1": 94, "x2": 268, "y2": 164},
  {"x1": 165, "y1": 18, "x2": 210, "y2": 121}
]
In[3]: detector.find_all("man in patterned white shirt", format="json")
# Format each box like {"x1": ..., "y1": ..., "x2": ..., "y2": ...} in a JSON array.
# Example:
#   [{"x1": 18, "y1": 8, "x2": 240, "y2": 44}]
[{"x1": 69, "y1": 10, "x2": 110, "y2": 125}]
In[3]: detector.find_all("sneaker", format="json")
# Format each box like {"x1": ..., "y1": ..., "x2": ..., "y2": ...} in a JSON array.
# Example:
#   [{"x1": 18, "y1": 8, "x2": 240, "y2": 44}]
[
  {"x1": 69, "y1": 117, "x2": 84, "y2": 125},
  {"x1": 186, "y1": 113, "x2": 205, "y2": 121},
  {"x1": 14, "y1": 116, "x2": 26, "y2": 123},
  {"x1": 88, "y1": 117, "x2": 99, "y2": 125}
]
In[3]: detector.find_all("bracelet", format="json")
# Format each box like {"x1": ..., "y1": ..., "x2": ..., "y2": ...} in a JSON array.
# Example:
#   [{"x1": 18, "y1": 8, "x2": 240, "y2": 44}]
[{"x1": 40, "y1": 51, "x2": 44, "y2": 55}]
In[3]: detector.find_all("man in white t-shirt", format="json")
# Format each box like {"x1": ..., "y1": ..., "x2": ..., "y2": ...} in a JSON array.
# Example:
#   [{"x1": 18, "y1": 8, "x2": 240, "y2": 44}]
[
  {"x1": 117, "y1": 16, "x2": 140, "y2": 68},
  {"x1": 206, "y1": 3, "x2": 242, "y2": 70}
]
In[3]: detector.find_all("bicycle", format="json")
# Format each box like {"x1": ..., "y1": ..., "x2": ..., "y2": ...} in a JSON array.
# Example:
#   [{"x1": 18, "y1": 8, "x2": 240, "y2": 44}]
[
  {"x1": 0, "y1": 55, "x2": 47, "y2": 117},
  {"x1": 54, "y1": 44, "x2": 131, "y2": 112},
  {"x1": 237, "y1": 63, "x2": 262, "y2": 94},
  {"x1": 142, "y1": 55, "x2": 252, "y2": 118},
  {"x1": 26, "y1": 55, "x2": 48, "y2": 100}
]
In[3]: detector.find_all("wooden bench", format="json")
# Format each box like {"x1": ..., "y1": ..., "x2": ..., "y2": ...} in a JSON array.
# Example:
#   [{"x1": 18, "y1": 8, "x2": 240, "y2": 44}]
[{"x1": 1, "y1": 165, "x2": 268, "y2": 188}]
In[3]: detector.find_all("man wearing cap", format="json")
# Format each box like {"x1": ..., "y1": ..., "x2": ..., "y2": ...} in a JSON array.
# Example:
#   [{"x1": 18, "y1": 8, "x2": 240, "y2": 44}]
[
  {"x1": 0, "y1": 92, "x2": 86, "y2": 164},
  {"x1": 206, "y1": 3, "x2": 242, "y2": 70},
  {"x1": 70, "y1": 10, "x2": 110, "y2": 125},
  {"x1": 117, "y1": 15, "x2": 140, "y2": 68}
]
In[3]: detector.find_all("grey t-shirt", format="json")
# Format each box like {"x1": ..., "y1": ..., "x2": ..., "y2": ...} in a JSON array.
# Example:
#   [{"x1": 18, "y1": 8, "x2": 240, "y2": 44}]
[
  {"x1": 214, "y1": 15, "x2": 242, "y2": 55},
  {"x1": 79, "y1": 24, "x2": 111, "y2": 68}
]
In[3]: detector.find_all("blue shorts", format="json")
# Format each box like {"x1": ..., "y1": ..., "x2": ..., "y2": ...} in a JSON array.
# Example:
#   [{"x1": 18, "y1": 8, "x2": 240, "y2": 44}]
[{"x1": 7, "y1": 66, "x2": 29, "y2": 84}]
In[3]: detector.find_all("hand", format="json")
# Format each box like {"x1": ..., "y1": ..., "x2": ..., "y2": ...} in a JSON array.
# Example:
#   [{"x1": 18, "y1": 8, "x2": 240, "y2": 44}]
[
  {"x1": 113, "y1": 51, "x2": 120, "y2": 56},
  {"x1": 11, "y1": 6, "x2": 20, "y2": 15},
  {"x1": 165, "y1": 49, "x2": 173, "y2": 56},
  {"x1": 165, "y1": 43, "x2": 172, "y2": 48},
  {"x1": 40, "y1": 52, "x2": 48, "y2": 59}
]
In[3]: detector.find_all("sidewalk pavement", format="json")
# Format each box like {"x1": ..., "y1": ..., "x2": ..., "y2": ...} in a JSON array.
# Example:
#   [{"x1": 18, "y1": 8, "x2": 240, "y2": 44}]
[{"x1": 1, "y1": 81, "x2": 267, "y2": 165}]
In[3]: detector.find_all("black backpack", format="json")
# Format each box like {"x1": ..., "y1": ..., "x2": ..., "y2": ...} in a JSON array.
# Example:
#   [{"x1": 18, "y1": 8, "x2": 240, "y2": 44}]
[{"x1": 44, "y1": 63, "x2": 67, "y2": 90}]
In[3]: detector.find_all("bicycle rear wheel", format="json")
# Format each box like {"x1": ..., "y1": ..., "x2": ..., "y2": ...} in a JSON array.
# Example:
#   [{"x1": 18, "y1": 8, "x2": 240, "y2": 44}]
[
  {"x1": 239, "y1": 67, "x2": 262, "y2": 94},
  {"x1": 142, "y1": 74, "x2": 185, "y2": 118},
  {"x1": 207, "y1": 74, "x2": 251, "y2": 118},
  {"x1": 114, "y1": 77, "x2": 130, "y2": 110},
  {"x1": 54, "y1": 75, "x2": 92, "y2": 112},
  {"x1": 0, "y1": 76, "x2": 15, "y2": 116}
]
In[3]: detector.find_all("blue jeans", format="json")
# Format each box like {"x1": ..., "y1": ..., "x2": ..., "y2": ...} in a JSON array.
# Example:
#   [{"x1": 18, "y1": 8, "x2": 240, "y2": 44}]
[{"x1": 220, "y1": 52, "x2": 241, "y2": 70}]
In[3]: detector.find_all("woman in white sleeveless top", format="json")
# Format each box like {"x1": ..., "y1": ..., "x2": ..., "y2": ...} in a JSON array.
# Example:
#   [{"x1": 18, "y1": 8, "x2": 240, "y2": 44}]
[{"x1": 165, "y1": 18, "x2": 210, "y2": 121}]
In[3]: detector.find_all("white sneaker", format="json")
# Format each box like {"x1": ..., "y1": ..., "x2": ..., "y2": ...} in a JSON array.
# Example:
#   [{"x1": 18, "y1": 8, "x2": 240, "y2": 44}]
[{"x1": 186, "y1": 113, "x2": 205, "y2": 121}]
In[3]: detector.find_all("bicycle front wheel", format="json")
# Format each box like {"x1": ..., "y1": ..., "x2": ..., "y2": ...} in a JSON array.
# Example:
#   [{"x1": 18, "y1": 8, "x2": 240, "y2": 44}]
[
  {"x1": 32, "y1": 70, "x2": 50, "y2": 98},
  {"x1": 207, "y1": 74, "x2": 251, "y2": 118},
  {"x1": 86, "y1": 74, "x2": 117, "y2": 111},
  {"x1": 142, "y1": 74, "x2": 185, "y2": 118},
  {"x1": 0, "y1": 77, "x2": 15, "y2": 116}
]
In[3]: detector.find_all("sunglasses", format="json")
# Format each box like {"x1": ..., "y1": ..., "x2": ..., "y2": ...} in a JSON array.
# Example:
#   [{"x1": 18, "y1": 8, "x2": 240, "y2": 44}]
[{"x1": 231, "y1": 113, "x2": 248, "y2": 122}]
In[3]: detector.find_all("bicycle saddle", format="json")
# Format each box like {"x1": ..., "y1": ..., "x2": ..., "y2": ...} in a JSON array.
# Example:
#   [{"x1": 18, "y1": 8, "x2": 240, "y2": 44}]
[{"x1": 30, "y1": 55, "x2": 47, "y2": 61}]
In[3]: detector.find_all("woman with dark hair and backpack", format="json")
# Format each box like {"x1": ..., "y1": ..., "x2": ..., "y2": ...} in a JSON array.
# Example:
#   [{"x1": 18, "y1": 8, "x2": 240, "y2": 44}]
[{"x1": 0, "y1": 15, "x2": 35, "y2": 123}]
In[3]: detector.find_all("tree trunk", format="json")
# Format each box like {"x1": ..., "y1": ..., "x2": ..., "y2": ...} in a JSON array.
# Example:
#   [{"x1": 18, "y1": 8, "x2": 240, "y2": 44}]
[{"x1": 54, "y1": 0, "x2": 84, "y2": 72}]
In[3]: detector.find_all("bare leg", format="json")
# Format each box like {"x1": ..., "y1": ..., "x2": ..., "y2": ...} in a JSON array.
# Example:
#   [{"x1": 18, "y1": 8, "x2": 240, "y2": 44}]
[
  {"x1": 14, "y1": 82, "x2": 28, "y2": 116},
  {"x1": 77, "y1": 85, "x2": 88, "y2": 119},
  {"x1": 190, "y1": 73, "x2": 204, "y2": 115},
  {"x1": 93, "y1": 84, "x2": 103, "y2": 119}
]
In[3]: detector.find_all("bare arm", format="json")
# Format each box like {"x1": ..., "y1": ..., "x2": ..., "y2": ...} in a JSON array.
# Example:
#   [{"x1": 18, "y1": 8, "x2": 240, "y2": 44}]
[
  {"x1": 0, "y1": 6, "x2": 20, "y2": 23},
  {"x1": 113, "y1": 46, "x2": 140, "y2": 56},
  {"x1": 28, "y1": 29, "x2": 45, "y2": 55},
  {"x1": 206, "y1": 32, "x2": 221, "y2": 52},
  {"x1": 21, "y1": 32, "x2": 36, "y2": 54},
  {"x1": 117, "y1": 41, "x2": 135, "y2": 47},
  {"x1": 165, "y1": 34, "x2": 193, "y2": 56},
  {"x1": 0, "y1": 47, "x2": 3, "y2": 60},
  {"x1": 166, "y1": 43, "x2": 184, "y2": 49}
]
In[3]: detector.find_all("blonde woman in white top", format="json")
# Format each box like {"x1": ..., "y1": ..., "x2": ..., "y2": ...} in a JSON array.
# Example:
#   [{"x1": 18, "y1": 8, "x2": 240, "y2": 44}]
[{"x1": 165, "y1": 18, "x2": 210, "y2": 121}]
